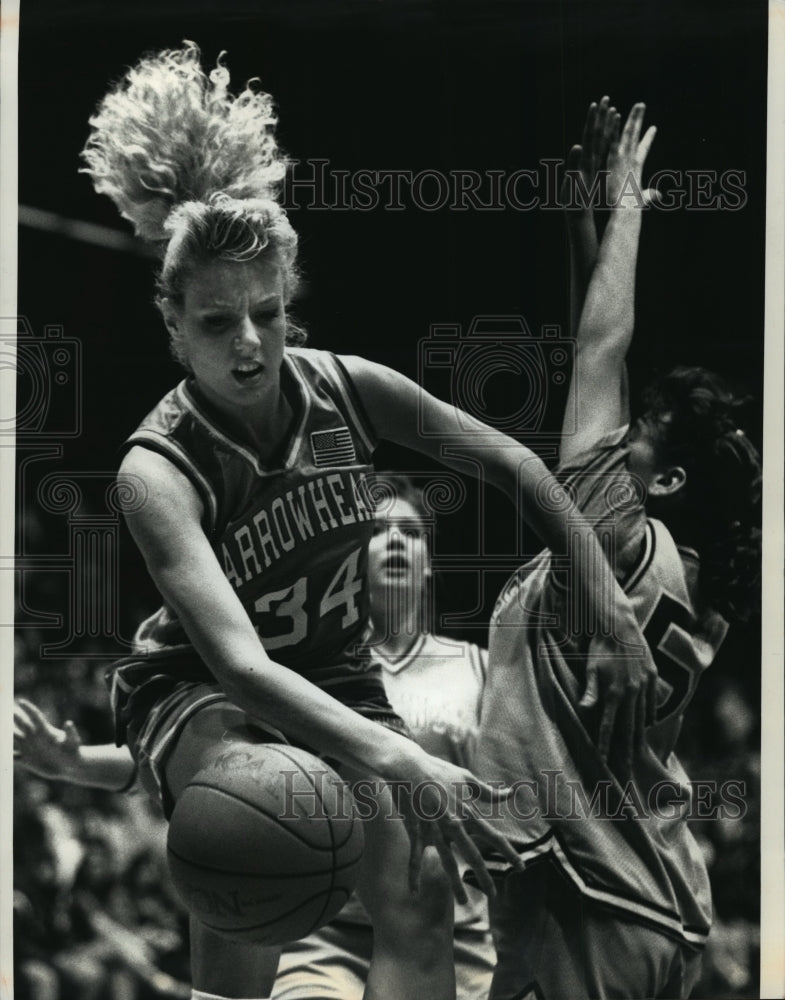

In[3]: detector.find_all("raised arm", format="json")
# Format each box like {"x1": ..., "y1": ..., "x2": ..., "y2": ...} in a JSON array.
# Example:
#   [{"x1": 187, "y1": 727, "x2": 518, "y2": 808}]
[
  {"x1": 118, "y1": 445, "x2": 520, "y2": 899},
  {"x1": 560, "y1": 102, "x2": 657, "y2": 466},
  {"x1": 561, "y1": 96, "x2": 619, "y2": 334},
  {"x1": 340, "y1": 355, "x2": 658, "y2": 770}
]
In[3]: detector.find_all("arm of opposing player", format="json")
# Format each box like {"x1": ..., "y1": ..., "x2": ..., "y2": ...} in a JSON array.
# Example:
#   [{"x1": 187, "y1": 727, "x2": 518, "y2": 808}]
[
  {"x1": 560, "y1": 104, "x2": 656, "y2": 466},
  {"x1": 563, "y1": 97, "x2": 619, "y2": 333},
  {"x1": 14, "y1": 699, "x2": 136, "y2": 791},
  {"x1": 560, "y1": 212, "x2": 641, "y2": 465}
]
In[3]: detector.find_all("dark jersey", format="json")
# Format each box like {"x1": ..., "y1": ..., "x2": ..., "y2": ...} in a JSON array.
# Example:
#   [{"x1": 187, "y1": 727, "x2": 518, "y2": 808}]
[{"x1": 121, "y1": 348, "x2": 380, "y2": 686}]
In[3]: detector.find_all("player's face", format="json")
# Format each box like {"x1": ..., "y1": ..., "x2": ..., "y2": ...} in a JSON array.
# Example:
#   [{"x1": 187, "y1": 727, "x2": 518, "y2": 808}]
[
  {"x1": 627, "y1": 410, "x2": 686, "y2": 503},
  {"x1": 164, "y1": 257, "x2": 287, "y2": 416},
  {"x1": 626, "y1": 413, "x2": 664, "y2": 485},
  {"x1": 368, "y1": 497, "x2": 430, "y2": 617}
]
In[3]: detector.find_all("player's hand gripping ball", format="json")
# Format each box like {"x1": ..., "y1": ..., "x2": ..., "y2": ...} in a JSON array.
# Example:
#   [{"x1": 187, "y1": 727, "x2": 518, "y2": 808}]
[{"x1": 166, "y1": 744, "x2": 364, "y2": 945}]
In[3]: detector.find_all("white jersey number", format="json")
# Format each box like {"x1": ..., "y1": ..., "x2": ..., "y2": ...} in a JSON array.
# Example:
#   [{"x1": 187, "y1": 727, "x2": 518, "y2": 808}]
[
  {"x1": 644, "y1": 593, "x2": 697, "y2": 723},
  {"x1": 254, "y1": 547, "x2": 363, "y2": 649},
  {"x1": 320, "y1": 547, "x2": 362, "y2": 628}
]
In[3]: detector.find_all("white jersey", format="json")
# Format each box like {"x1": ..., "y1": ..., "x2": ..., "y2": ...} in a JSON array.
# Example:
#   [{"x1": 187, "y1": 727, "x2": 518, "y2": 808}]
[
  {"x1": 475, "y1": 427, "x2": 728, "y2": 948},
  {"x1": 340, "y1": 633, "x2": 489, "y2": 931},
  {"x1": 376, "y1": 632, "x2": 487, "y2": 770}
]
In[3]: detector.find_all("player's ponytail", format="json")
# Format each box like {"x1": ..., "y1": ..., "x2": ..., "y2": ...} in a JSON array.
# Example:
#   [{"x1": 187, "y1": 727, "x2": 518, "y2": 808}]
[
  {"x1": 642, "y1": 368, "x2": 761, "y2": 622},
  {"x1": 80, "y1": 41, "x2": 286, "y2": 240},
  {"x1": 80, "y1": 42, "x2": 306, "y2": 351}
]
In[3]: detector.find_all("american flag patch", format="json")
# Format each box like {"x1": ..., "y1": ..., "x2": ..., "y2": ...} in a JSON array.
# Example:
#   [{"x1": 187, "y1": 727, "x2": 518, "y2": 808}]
[{"x1": 310, "y1": 426, "x2": 356, "y2": 466}]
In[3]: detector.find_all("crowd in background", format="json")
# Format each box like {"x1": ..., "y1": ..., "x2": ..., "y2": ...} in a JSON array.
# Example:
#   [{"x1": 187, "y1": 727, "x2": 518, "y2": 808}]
[
  {"x1": 13, "y1": 504, "x2": 761, "y2": 999},
  {"x1": 14, "y1": 643, "x2": 191, "y2": 1000}
]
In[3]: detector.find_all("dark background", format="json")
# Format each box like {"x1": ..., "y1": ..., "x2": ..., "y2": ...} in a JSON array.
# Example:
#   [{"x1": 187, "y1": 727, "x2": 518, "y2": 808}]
[
  {"x1": 15, "y1": 2, "x2": 767, "y2": 996},
  {"x1": 17, "y1": 0, "x2": 766, "y2": 676},
  {"x1": 18, "y1": 0, "x2": 767, "y2": 434}
]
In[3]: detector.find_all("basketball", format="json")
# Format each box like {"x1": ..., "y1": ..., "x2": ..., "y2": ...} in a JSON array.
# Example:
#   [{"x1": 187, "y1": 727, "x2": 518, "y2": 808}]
[{"x1": 166, "y1": 744, "x2": 365, "y2": 945}]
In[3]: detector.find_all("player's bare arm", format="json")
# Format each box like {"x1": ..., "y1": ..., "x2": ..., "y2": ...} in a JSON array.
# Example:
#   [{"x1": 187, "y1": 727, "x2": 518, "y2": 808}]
[
  {"x1": 561, "y1": 102, "x2": 657, "y2": 466},
  {"x1": 118, "y1": 445, "x2": 519, "y2": 901},
  {"x1": 562, "y1": 95, "x2": 619, "y2": 330},
  {"x1": 14, "y1": 698, "x2": 136, "y2": 790},
  {"x1": 341, "y1": 354, "x2": 657, "y2": 767}
]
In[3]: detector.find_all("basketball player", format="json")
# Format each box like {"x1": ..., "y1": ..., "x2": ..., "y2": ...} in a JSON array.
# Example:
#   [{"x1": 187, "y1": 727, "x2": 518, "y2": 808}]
[
  {"x1": 472, "y1": 101, "x2": 762, "y2": 999},
  {"x1": 15, "y1": 476, "x2": 496, "y2": 1000},
  {"x1": 76, "y1": 45, "x2": 656, "y2": 1000}
]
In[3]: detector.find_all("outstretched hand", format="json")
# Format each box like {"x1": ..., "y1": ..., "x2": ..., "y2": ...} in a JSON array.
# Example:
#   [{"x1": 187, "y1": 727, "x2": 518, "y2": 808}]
[
  {"x1": 578, "y1": 614, "x2": 659, "y2": 776},
  {"x1": 561, "y1": 96, "x2": 621, "y2": 317},
  {"x1": 606, "y1": 102, "x2": 658, "y2": 208},
  {"x1": 561, "y1": 95, "x2": 619, "y2": 221},
  {"x1": 380, "y1": 744, "x2": 522, "y2": 903},
  {"x1": 14, "y1": 698, "x2": 83, "y2": 781},
  {"x1": 562, "y1": 97, "x2": 660, "y2": 236}
]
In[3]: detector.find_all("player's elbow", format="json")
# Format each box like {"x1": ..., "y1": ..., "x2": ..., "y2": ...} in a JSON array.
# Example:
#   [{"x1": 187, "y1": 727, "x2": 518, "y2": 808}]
[
  {"x1": 194, "y1": 651, "x2": 256, "y2": 713},
  {"x1": 216, "y1": 669, "x2": 252, "y2": 710},
  {"x1": 206, "y1": 642, "x2": 273, "y2": 711}
]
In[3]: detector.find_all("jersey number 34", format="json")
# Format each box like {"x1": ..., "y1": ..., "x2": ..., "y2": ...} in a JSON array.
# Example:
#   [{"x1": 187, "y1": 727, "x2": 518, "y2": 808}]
[{"x1": 253, "y1": 547, "x2": 363, "y2": 650}]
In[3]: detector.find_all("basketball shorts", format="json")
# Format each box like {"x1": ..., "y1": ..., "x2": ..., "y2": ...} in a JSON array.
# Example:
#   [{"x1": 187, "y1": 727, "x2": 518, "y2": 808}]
[
  {"x1": 488, "y1": 858, "x2": 703, "y2": 1000},
  {"x1": 109, "y1": 645, "x2": 408, "y2": 818},
  {"x1": 271, "y1": 918, "x2": 496, "y2": 1000}
]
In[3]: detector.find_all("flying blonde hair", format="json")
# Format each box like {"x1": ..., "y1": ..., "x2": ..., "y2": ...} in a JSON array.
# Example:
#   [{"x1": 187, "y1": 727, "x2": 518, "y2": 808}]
[
  {"x1": 81, "y1": 42, "x2": 306, "y2": 353},
  {"x1": 80, "y1": 41, "x2": 286, "y2": 240}
]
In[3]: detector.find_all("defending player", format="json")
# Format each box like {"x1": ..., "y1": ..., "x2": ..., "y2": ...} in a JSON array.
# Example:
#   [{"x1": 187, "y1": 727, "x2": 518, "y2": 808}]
[
  {"x1": 472, "y1": 101, "x2": 762, "y2": 999},
  {"x1": 76, "y1": 45, "x2": 657, "y2": 1000}
]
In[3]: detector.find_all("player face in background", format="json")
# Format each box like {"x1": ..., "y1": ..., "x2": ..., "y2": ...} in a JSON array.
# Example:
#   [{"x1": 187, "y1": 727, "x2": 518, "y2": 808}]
[
  {"x1": 160, "y1": 256, "x2": 288, "y2": 419},
  {"x1": 367, "y1": 497, "x2": 432, "y2": 635}
]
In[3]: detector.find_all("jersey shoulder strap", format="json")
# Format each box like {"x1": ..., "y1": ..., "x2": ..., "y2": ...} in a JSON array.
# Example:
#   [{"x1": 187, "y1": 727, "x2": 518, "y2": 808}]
[
  {"x1": 287, "y1": 348, "x2": 378, "y2": 453},
  {"x1": 124, "y1": 381, "x2": 220, "y2": 533},
  {"x1": 556, "y1": 425, "x2": 646, "y2": 580}
]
